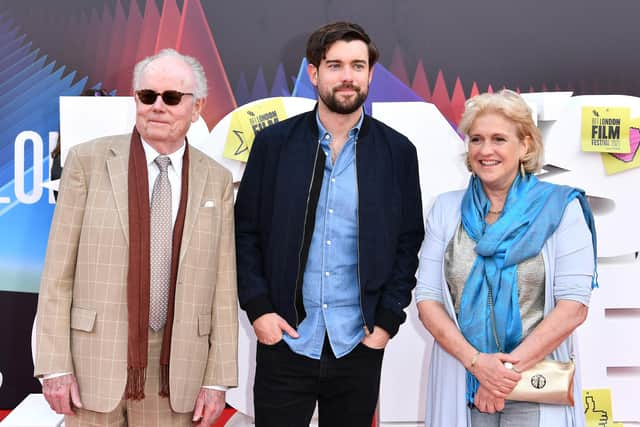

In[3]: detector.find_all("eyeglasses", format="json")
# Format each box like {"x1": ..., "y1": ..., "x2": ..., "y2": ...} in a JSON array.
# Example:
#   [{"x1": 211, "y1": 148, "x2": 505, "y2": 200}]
[{"x1": 135, "y1": 89, "x2": 193, "y2": 106}]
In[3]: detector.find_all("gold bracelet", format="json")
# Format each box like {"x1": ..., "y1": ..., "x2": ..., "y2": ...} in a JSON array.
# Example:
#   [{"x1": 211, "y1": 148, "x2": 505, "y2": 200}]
[{"x1": 469, "y1": 351, "x2": 481, "y2": 370}]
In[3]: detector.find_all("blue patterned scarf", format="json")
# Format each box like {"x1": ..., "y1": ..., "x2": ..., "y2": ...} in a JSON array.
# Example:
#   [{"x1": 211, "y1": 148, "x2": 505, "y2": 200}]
[{"x1": 459, "y1": 174, "x2": 597, "y2": 405}]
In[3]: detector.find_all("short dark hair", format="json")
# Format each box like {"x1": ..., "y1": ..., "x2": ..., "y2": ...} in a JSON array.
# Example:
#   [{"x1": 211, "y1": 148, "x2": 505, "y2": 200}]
[{"x1": 306, "y1": 21, "x2": 379, "y2": 68}]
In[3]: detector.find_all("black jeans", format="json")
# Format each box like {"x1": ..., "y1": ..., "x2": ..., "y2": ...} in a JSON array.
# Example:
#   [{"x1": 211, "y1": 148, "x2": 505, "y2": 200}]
[{"x1": 253, "y1": 337, "x2": 384, "y2": 427}]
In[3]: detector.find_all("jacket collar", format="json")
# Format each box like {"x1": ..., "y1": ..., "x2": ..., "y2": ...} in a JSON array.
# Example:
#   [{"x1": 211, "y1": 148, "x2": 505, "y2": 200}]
[
  {"x1": 105, "y1": 134, "x2": 207, "y2": 255},
  {"x1": 306, "y1": 103, "x2": 372, "y2": 141}
]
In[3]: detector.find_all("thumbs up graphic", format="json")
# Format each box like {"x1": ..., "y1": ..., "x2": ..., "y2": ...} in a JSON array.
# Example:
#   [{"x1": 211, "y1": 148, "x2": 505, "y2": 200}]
[{"x1": 584, "y1": 394, "x2": 609, "y2": 426}]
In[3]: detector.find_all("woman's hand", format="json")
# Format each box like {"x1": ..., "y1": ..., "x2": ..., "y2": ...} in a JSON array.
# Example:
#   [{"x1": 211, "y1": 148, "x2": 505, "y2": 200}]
[
  {"x1": 474, "y1": 384, "x2": 505, "y2": 413},
  {"x1": 510, "y1": 300, "x2": 588, "y2": 373},
  {"x1": 471, "y1": 352, "x2": 521, "y2": 397}
]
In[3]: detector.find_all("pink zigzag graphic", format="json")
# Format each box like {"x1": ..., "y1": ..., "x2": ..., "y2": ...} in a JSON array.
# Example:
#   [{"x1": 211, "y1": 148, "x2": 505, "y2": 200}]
[
  {"x1": 390, "y1": 47, "x2": 566, "y2": 125},
  {"x1": 411, "y1": 60, "x2": 431, "y2": 102},
  {"x1": 176, "y1": 0, "x2": 237, "y2": 127},
  {"x1": 39, "y1": 0, "x2": 237, "y2": 128},
  {"x1": 389, "y1": 45, "x2": 409, "y2": 87}
]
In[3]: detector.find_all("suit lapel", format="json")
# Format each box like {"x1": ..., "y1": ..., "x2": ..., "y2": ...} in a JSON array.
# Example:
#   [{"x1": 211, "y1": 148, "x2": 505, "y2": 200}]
[
  {"x1": 106, "y1": 138, "x2": 131, "y2": 244},
  {"x1": 179, "y1": 146, "x2": 207, "y2": 262}
]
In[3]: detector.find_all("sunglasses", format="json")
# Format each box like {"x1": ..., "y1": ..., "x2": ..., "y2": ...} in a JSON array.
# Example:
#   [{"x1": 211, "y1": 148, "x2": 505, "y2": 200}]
[{"x1": 135, "y1": 89, "x2": 194, "y2": 106}]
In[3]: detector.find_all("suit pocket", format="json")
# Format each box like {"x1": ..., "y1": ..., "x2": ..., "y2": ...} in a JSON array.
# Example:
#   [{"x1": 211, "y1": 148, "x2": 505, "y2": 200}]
[
  {"x1": 198, "y1": 313, "x2": 211, "y2": 336},
  {"x1": 70, "y1": 306, "x2": 97, "y2": 332},
  {"x1": 198, "y1": 206, "x2": 215, "y2": 223}
]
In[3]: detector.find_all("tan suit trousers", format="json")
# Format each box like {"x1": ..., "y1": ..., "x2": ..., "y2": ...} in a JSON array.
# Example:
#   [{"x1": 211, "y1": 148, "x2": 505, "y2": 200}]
[{"x1": 64, "y1": 329, "x2": 192, "y2": 427}]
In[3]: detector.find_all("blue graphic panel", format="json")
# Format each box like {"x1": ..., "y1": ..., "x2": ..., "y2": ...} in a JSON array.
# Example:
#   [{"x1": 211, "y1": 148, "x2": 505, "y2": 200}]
[
  {"x1": 270, "y1": 63, "x2": 291, "y2": 98},
  {"x1": 249, "y1": 65, "x2": 268, "y2": 102},
  {"x1": 0, "y1": 16, "x2": 87, "y2": 294},
  {"x1": 291, "y1": 57, "x2": 315, "y2": 99},
  {"x1": 234, "y1": 71, "x2": 250, "y2": 106}
]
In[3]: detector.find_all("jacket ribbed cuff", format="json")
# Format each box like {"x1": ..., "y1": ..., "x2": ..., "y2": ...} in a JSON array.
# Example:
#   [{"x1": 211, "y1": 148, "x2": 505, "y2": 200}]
[
  {"x1": 374, "y1": 306, "x2": 405, "y2": 338},
  {"x1": 245, "y1": 295, "x2": 275, "y2": 324}
]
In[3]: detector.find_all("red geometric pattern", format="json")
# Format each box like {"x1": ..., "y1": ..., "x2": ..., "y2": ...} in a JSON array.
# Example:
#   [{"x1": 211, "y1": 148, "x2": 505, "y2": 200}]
[
  {"x1": 392, "y1": 48, "x2": 566, "y2": 125},
  {"x1": 47, "y1": 0, "x2": 236, "y2": 128},
  {"x1": 176, "y1": 0, "x2": 237, "y2": 128},
  {"x1": 389, "y1": 45, "x2": 410, "y2": 86},
  {"x1": 411, "y1": 60, "x2": 431, "y2": 102}
]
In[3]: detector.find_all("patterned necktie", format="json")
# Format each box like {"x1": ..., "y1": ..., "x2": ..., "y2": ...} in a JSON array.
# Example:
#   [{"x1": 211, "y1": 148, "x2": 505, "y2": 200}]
[{"x1": 149, "y1": 156, "x2": 172, "y2": 331}]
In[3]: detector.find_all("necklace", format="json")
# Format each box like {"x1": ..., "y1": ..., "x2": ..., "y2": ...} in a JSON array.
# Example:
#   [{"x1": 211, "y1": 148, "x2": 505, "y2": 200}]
[{"x1": 487, "y1": 210, "x2": 503, "y2": 215}]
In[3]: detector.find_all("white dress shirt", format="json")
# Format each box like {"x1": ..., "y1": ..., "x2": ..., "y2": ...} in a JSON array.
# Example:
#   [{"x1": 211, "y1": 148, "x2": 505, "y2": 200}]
[{"x1": 141, "y1": 138, "x2": 184, "y2": 227}]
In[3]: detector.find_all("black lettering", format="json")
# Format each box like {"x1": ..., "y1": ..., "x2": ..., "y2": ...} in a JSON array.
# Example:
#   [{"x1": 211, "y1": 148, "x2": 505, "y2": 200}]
[
  {"x1": 608, "y1": 125, "x2": 620, "y2": 139},
  {"x1": 232, "y1": 130, "x2": 249, "y2": 155}
]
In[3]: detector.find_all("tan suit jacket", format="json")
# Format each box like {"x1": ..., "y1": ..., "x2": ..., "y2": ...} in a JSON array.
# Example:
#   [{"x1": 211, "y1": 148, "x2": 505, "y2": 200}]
[{"x1": 35, "y1": 134, "x2": 238, "y2": 413}]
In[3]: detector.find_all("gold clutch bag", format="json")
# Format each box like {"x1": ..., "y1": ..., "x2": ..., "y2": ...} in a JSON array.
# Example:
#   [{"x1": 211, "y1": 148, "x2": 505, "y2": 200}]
[
  {"x1": 487, "y1": 286, "x2": 576, "y2": 406},
  {"x1": 506, "y1": 358, "x2": 575, "y2": 405}
]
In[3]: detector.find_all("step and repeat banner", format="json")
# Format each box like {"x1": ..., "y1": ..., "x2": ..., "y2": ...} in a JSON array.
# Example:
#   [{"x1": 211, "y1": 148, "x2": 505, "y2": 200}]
[{"x1": 1, "y1": 0, "x2": 639, "y2": 423}]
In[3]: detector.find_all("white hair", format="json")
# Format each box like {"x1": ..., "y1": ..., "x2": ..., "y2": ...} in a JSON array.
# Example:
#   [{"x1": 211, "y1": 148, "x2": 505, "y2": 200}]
[{"x1": 132, "y1": 48, "x2": 208, "y2": 99}]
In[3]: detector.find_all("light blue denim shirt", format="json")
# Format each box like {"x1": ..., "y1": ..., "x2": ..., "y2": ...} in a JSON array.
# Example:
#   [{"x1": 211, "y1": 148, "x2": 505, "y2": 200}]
[{"x1": 283, "y1": 112, "x2": 365, "y2": 359}]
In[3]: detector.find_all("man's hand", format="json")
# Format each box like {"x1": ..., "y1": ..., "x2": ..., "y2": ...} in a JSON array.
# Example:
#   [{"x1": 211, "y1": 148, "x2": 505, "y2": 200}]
[
  {"x1": 252, "y1": 313, "x2": 298, "y2": 345},
  {"x1": 470, "y1": 352, "x2": 521, "y2": 398},
  {"x1": 361, "y1": 326, "x2": 390, "y2": 350},
  {"x1": 474, "y1": 384, "x2": 505, "y2": 413},
  {"x1": 42, "y1": 374, "x2": 83, "y2": 415},
  {"x1": 193, "y1": 388, "x2": 226, "y2": 426}
]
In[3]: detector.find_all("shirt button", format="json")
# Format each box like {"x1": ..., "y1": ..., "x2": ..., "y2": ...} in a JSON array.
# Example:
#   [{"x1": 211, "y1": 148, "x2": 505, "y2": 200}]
[
  {"x1": 325, "y1": 134, "x2": 331, "y2": 140},
  {"x1": 329, "y1": 208, "x2": 334, "y2": 214},
  {"x1": 326, "y1": 240, "x2": 332, "y2": 245},
  {"x1": 331, "y1": 178, "x2": 336, "y2": 183},
  {"x1": 323, "y1": 304, "x2": 328, "y2": 309},
  {"x1": 325, "y1": 271, "x2": 330, "y2": 277}
]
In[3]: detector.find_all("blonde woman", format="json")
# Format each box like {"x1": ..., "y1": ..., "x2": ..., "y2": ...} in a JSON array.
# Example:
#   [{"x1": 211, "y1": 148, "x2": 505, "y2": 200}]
[{"x1": 416, "y1": 90, "x2": 597, "y2": 426}]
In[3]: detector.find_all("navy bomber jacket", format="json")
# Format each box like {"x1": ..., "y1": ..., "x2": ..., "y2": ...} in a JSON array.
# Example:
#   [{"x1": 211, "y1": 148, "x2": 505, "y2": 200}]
[{"x1": 235, "y1": 107, "x2": 424, "y2": 338}]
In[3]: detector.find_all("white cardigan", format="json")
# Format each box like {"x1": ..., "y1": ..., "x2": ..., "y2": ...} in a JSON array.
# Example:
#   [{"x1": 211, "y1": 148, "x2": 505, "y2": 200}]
[{"x1": 415, "y1": 190, "x2": 595, "y2": 427}]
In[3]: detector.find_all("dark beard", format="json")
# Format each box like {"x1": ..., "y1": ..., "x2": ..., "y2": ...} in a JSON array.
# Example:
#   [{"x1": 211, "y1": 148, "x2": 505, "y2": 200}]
[{"x1": 319, "y1": 85, "x2": 368, "y2": 114}]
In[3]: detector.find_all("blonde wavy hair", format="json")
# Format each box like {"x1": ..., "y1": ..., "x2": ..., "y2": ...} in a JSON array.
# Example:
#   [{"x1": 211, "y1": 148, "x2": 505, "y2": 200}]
[{"x1": 458, "y1": 89, "x2": 543, "y2": 173}]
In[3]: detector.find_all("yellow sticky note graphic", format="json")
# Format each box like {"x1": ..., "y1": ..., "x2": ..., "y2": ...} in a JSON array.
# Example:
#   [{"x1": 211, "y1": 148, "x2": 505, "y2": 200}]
[
  {"x1": 601, "y1": 117, "x2": 640, "y2": 175},
  {"x1": 581, "y1": 106, "x2": 630, "y2": 153},
  {"x1": 224, "y1": 98, "x2": 287, "y2": 162},
  {"x1": 583, "y1": 388, "x2": 614, "y2": 426}
]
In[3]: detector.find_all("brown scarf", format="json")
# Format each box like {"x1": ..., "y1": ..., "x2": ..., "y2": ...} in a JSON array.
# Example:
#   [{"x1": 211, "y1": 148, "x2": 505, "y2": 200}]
[{"x1": 125, "y1": 128, "x2": 189, "y2": 399}]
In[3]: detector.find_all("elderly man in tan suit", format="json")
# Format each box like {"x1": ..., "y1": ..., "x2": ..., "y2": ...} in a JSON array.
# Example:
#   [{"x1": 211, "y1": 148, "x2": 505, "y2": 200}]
[{"x1": 34, "y1": 49, "x2": 238, "y2": 426}]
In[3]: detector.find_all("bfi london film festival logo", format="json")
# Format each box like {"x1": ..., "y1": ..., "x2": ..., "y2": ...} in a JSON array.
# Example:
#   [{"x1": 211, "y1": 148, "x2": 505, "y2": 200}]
[{"x1": 531, "y1": 373, "x2": 547, "y2": 389}]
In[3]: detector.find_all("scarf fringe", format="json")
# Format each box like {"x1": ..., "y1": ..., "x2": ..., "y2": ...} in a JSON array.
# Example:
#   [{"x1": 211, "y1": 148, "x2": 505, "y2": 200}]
[
  {"x1": 466, "y1": 372, "x2": 479, "y2": 406},
  {"x1": 125, "y1": 367, "x2": 146, "y2": 400},
  {"x1": 159, "y1": 364, "x2": 170, "y2": 397}
]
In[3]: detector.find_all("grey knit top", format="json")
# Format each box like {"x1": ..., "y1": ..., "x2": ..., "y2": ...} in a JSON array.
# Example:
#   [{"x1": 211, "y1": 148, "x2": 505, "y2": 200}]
[{"x1": 444, "y1": 223, "x2": 545, "y2": 340}]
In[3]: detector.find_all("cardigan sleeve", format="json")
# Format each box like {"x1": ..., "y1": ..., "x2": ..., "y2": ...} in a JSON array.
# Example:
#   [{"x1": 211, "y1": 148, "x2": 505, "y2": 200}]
[
  {"x1": 415, "y1": 193, "x2": 451, "y2": 304},
  {"x1": 551, "y1": 198, "x2": 595, "y2": 306}
]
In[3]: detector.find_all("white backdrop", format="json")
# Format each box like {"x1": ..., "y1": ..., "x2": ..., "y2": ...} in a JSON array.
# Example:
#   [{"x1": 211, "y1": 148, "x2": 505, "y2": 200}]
[{"x1": 55, "y1": 94, "x2": 640, "y2": 425}]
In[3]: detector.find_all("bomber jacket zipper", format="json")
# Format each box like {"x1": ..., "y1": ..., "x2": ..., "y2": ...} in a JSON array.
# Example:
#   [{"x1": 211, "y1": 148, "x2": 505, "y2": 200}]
[
  {"x1": 354, "y1": 139, "x2": 369, "y2": 335},
  {"x1": 293, "y1": 144, "x2": 321, "y2": 327}
]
